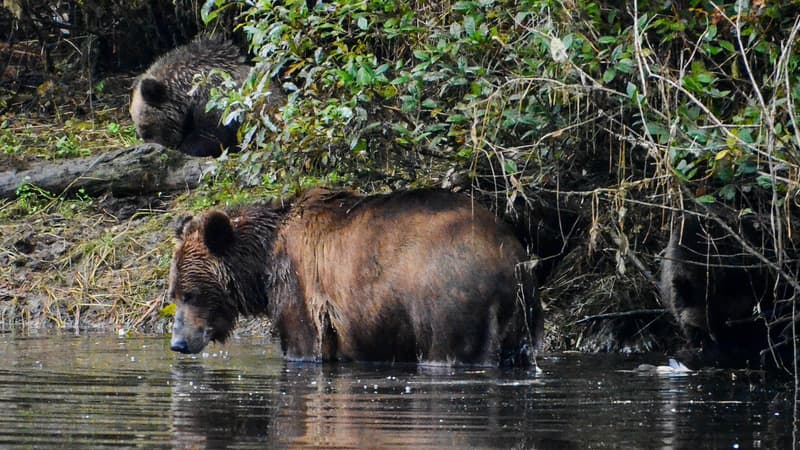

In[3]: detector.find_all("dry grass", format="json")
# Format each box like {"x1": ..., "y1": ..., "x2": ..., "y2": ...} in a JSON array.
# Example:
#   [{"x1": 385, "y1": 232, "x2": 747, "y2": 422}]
[
  {"x1": 0, "y1": 193, "x2": 178, "y2": 332},
  {"x1": 0, "y1": 38, "x2": 187, "y2": 333}
]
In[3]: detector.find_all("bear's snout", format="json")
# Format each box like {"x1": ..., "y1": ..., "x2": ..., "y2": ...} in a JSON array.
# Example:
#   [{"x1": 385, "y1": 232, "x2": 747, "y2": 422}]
[
  {"x1": 169, "y1": 328, "x2": 210, "y2": 354},
  {"x1": 170, "y1": 339, "x2": 191, "y2": 354},
  {"x1": 170, "y1": 306, "x2": 211, "y2": 354}
]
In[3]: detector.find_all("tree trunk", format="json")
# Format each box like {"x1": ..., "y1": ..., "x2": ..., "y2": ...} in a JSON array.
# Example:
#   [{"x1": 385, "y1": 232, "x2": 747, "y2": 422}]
[{"x1": 0, "y1": 144, "x2": 207, "y2": 199}]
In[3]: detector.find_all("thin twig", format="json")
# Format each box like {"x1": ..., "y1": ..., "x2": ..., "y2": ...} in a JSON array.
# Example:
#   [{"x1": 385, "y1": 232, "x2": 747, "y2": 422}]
[{"x1": 575, "y1": 308, "x2": 667, "y2": 325}]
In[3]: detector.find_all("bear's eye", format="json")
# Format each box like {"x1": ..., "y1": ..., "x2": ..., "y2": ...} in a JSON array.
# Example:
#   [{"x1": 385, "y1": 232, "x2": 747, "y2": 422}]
[{"x1": 182, "y1": 292, "x2": 197, "y2": 305}]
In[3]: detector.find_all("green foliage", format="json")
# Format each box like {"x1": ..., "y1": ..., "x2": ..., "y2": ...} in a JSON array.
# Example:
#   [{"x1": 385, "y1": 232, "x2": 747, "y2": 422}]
[
  {"x1": 203, "y1": 0, "x2": 569, "y2": 188},
  {"x1": 633, "y1": 1, "x2": 800, "y2": 200},
  {"x1": 0, "y1": 120, "x2": 22, "y2": 154},
  {"x1": 105, "y1": 122, "x2": 140, "y2": 146},
  {"x1": 5, "y1": 183, "x2": 95, "y2": 219},
  {"x1": 14, "y1": 184, "x2": 54, "y2": 214},
  {"x1": 0, "y1": 116, "x2": 138, "y2": 161},
  {"x1": 94, "y1": 80, "x2": 107, "y2": 96},
  {"x1": 202, "y1": 0, "x2": 800, "y2": 210},
  {"x1": 54, "y1": 135, "x2": 85, "y2": 158}
]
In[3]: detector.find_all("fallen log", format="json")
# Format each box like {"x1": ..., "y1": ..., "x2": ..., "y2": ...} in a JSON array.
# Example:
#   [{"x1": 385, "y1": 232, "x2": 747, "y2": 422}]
[{"x1": 0, "y1": 144, "x2": 208, "y2": 199}]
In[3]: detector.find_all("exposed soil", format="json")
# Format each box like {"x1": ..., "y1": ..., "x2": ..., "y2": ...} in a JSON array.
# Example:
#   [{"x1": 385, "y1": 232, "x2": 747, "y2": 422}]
[
  {"x1": 1, "y1": 193, "x2": 171, "y2": 330},
  {"x1": 0, "y1": 42, "x2": 172, "y2": 333}
]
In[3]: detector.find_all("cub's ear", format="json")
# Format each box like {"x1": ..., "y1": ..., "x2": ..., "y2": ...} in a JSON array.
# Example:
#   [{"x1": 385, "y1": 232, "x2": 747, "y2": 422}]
[
  {"x1": 174, "y1": 215, "x2": 194, "y2": 241},
  {"x1": 139, "y1": 78, "x2": 168, "y2": 104},
  {"x1": 203, "y1": 211, "x2": 235, "y2": 255}
]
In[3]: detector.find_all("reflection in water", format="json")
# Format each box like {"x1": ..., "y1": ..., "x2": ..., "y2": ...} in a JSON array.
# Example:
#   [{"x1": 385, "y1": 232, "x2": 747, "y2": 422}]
[
  {"x1": 168, "y1": 361, "x2": 554, "y2": 449},
  {"x1": 0, "y1": 334, "x2": 796, "y2": 448},
  {"x1": 167, "y1": 350, "x2": 797, "y2": 449},
  {"x1": 169, "y1": 360, "x2": 278, "y2": 448}
]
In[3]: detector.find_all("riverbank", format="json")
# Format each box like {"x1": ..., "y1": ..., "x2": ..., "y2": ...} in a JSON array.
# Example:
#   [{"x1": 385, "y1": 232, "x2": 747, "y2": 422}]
[{"x1": 1, "y1": 100, "x2": 675, "y2": 353}]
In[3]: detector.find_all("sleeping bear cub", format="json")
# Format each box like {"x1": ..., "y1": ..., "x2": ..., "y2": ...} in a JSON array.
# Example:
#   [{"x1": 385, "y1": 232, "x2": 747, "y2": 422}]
[{"x1": 130, "y1": 37, "x2": 283, "y2": 157}]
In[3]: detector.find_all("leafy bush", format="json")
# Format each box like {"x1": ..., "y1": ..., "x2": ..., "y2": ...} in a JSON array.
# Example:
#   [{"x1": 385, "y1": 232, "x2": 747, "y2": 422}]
[
  {"x1": 204, "y1": 0, "x2": 567, "y2": 190},
  {"x1": 206, "y1": 0, "x2": 798, "y2": 199}
]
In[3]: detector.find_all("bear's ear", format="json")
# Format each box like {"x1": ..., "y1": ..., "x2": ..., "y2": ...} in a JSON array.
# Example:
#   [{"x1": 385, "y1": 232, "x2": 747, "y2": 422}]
[
  {"x1": 174, "y1": 215, "x2": 194, "y2": 241},
  {"x1": 139, "y1": 78, "x2": 168, "y2": 104},
  {"x1": 203, "y1": 211, "x2": 235, "y2": 256}
]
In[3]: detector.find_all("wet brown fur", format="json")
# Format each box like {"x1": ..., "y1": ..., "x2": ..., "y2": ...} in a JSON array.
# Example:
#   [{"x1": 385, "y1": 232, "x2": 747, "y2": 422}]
[
  {"x1": 659, "y1": 214, "x2": 780, "y2": 367},
  {"x1": 130, "y1": 36, "x2": 284, "y2": 157},
  {"x1": 169, "y1": 188, "x2": 543, "y2": 366}
]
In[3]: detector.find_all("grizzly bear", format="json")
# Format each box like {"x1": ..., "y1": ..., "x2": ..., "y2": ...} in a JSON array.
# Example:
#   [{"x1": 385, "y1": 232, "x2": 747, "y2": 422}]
[
  {"x1": 659, "y1": 213, "x2": 785, "y2": 367},
  {"x1": 168, "y1": 188, "x2": 543, "y2": 367},
  {"x1": 129, "y1": 37, "x2": 284, "y2": 157}
]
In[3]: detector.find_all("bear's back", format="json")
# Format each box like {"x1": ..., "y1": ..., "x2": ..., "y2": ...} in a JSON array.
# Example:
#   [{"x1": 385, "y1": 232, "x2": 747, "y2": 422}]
[
  {"x1": 274, "y1": 188, "x2": 534, "y2": 364},
  {"x1": 143, "y1": 37, "x2": 249, "y2": 97}
]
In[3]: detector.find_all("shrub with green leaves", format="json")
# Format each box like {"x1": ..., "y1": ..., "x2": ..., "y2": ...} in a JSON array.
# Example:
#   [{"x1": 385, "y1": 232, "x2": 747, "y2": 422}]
[
  {"x1": 204, "y1": 0, "x2": 799, "y2": 202},
  {"x1": 204, "y1": 0, "x2": 576, "y2": 191}
]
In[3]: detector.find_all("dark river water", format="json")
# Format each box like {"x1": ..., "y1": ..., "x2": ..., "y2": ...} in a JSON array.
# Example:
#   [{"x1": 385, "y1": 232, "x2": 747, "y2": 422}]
[{"x1": 0, "y1": 334, "x2": 795, "y2": 448}]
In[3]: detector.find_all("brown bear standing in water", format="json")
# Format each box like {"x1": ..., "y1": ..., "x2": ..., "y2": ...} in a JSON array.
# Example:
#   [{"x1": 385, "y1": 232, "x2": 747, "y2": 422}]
[
  {"x1": 168, "y1": 188, "x2": 543, "y2": 367},
  {"x1": 659, "y1": 213, "x2": 786, "y2": 368},
  {"x1": 130, "y1": 37, "x2": 283, "y2": 157}
]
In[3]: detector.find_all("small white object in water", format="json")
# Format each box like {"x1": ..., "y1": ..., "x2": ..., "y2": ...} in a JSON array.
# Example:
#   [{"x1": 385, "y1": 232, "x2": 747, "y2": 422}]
[
  {"x1": 636, "y1": 358, "x2": 691, "y2": 375},
  {"x1": 662, "y1": 358, "x2": 691, "y2": 373},
  {"x1": 404, "y1": 386, "x2": 412, "y2": 394},
  {"x1": 117, "y1": 328, "x2": 126, "y2": 337}
]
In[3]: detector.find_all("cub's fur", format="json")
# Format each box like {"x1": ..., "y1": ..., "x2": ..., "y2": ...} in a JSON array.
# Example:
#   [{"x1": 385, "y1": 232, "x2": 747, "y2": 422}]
[{"x1": 130, "y1": 37, "x2": 283, "y2": 157}]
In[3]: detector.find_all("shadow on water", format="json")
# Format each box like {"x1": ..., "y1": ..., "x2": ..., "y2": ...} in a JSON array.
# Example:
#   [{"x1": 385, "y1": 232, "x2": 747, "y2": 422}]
[{"x1": 0, "y1": 334, "x2": 797, "y2": 448}]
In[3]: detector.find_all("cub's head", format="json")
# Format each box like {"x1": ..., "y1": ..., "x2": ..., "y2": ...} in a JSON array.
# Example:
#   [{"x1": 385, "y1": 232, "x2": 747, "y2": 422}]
[
  {"x1": 168, "y1": 211, "x2": 240, "y2": 354},
  {"x1": 129, "y1": 77, "x2": 185, "y2": 149}
]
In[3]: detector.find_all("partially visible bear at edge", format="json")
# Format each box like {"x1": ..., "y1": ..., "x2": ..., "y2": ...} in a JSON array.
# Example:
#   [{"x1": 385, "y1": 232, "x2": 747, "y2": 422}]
[
  {"x1": 167, "y1": 188, "x2": 544, "y2": 367},
  {"x1": 659, "y1": 213, "x2": 796, "y2": 369},
  {"x1": 129, "y1": 37, "x2": 284, "y2": 157}
]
